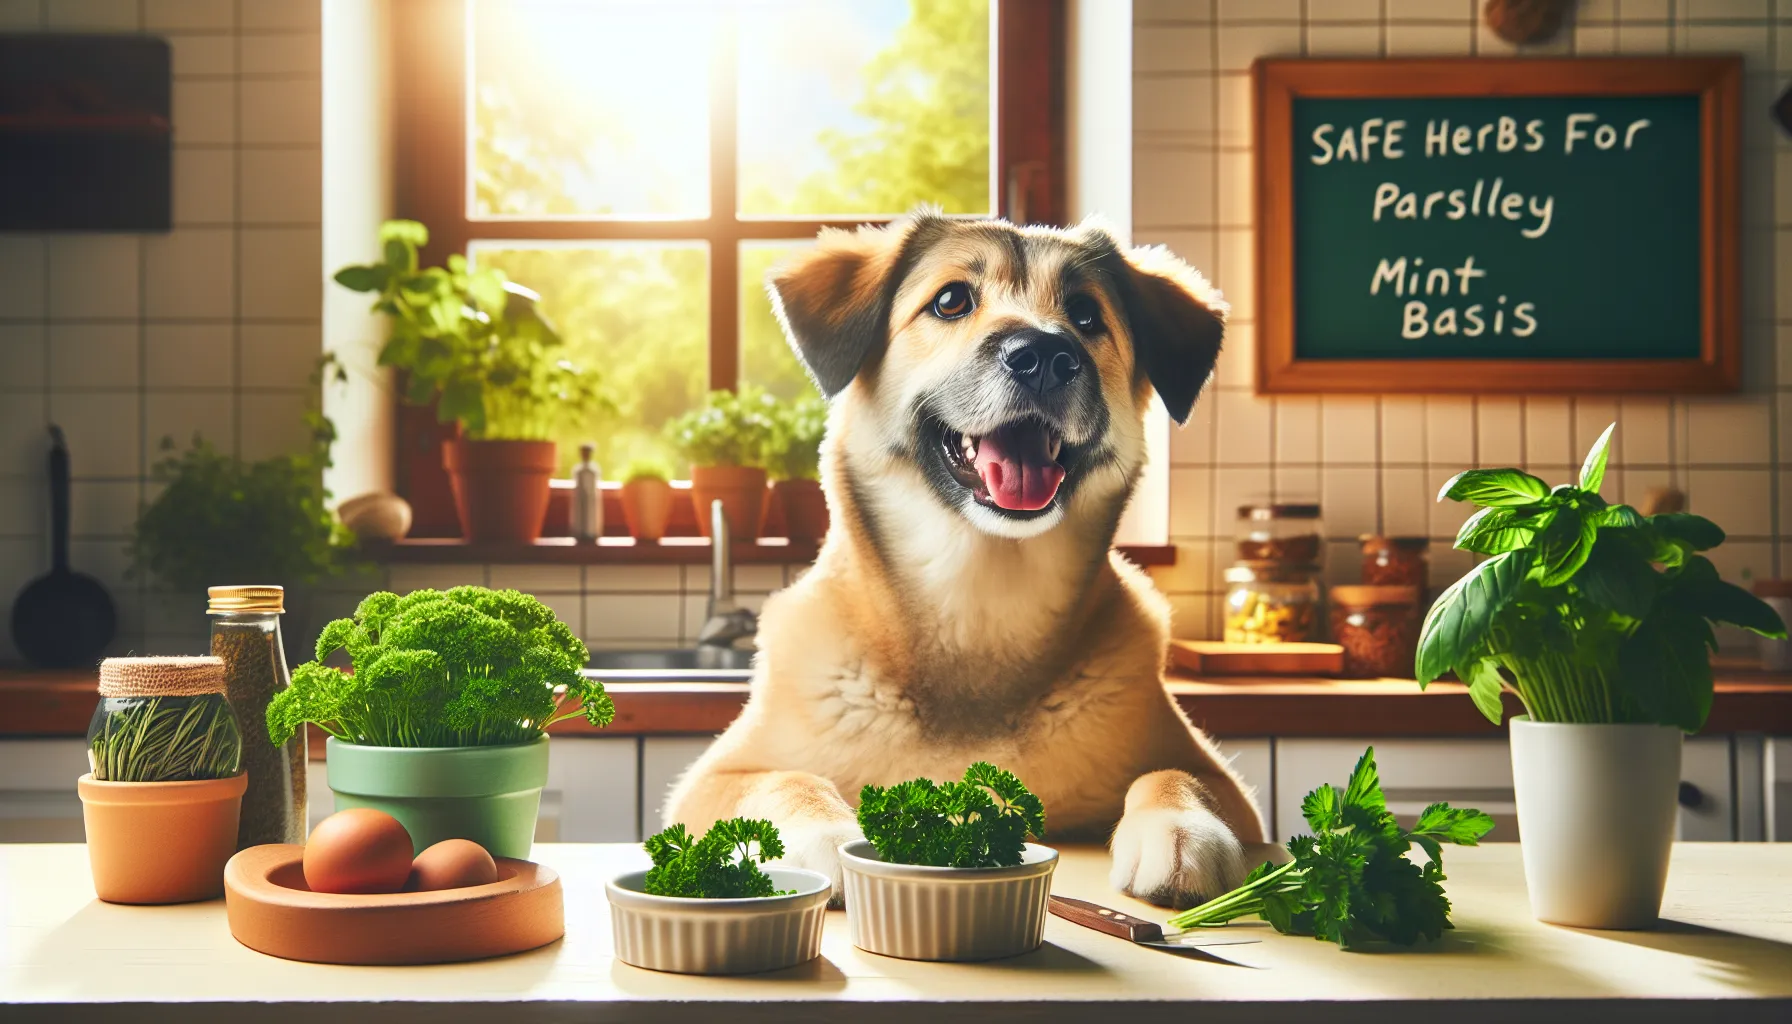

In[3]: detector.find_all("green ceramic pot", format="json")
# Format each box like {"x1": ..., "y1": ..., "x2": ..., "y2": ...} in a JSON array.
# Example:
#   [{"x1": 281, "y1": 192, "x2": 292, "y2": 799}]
[{"x1": 325, "y1": 735, "x2": 549, "y2": 859}]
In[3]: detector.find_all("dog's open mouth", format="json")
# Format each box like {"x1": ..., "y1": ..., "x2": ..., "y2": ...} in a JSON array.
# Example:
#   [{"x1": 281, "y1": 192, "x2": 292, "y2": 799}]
[{"x1": 940, "y1": 420, "x2": 1067, "y2": 513}]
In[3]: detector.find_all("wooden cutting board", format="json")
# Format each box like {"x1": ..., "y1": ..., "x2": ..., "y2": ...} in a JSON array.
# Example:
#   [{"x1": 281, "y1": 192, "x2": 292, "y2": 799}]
[{"x1": 1169, "y1": 640, "x2": 1344, "y2": 676}]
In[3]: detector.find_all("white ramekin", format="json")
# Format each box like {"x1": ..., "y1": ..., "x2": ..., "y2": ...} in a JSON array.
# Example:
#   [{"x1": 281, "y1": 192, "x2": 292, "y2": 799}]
[
  {"x1": 605, "y1": 868, "x2": 831, "y2": 975},
  {"x1": 839, "y1": 840, "x2": 1058, "y2": 961}
]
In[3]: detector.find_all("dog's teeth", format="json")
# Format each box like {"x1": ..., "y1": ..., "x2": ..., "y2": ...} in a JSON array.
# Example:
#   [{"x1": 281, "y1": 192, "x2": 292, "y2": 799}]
[{"x1": 961, "y1": 435, "x2": 978, "y2": 460}]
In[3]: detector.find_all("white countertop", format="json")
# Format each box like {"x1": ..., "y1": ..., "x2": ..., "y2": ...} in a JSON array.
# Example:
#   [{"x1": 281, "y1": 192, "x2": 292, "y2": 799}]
[{"x1": 4, "y1": 842, "x2": 1792, "y2": 1022}]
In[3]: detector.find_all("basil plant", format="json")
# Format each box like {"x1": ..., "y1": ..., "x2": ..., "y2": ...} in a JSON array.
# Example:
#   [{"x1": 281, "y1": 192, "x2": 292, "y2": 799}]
[{"x1": 1416, "y1": 424, "x2": 1785, "y2": 732}]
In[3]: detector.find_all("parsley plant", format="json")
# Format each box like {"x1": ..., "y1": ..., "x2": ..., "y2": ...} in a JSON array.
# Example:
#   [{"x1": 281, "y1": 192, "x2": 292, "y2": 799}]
[
  {"x1": 857, "y1": 762, "x2": 1046, "y2": 868},
  {"x1": 1169, "y1": 747, "x2": 1493, "y2": 949},
  {"x1": 643, "y1": 818, "x2": 792, "y2": 899}
]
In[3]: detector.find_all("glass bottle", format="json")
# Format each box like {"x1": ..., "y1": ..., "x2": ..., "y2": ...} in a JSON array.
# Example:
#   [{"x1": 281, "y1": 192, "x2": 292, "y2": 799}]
[
  {"x1": 572, "y1": 442, "x2": 603, "y2": 542},
  {"x1": 209, "y1": 585, "x2": 306, "y2": 847},
  {"x1": 1223, "y1": 561, "x2": 1322, "y2": 644}
]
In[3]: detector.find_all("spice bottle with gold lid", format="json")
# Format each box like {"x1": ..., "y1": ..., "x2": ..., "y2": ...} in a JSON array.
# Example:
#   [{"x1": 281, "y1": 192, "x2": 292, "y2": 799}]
[{"x1": 209, "y1": 585, "x2": 306, "y2": 847}]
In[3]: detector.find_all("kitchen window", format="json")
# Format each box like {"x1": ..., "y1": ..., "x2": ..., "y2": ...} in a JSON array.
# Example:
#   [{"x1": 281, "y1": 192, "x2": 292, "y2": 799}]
[{"x1": 393, "y1": 0, "x2": 1064, "y2": 536}]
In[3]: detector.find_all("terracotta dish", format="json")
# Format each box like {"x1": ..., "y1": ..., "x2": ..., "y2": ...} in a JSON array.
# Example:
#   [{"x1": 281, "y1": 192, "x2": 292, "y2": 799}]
[{"x1": 223, "y1": 844, "x2": 563, "y2": 965}]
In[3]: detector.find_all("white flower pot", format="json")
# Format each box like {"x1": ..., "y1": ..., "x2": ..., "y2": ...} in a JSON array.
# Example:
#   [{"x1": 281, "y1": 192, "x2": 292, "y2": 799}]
[
  {"x1": 1509, "y1": 716, "x2": 1681, "y2": 929},
  {"x1": 605, "y1": 867, "x2": 831, "y2": 975},
  {"x1": 838, "y1": 841, "x2": 1057, "y2": 961}
]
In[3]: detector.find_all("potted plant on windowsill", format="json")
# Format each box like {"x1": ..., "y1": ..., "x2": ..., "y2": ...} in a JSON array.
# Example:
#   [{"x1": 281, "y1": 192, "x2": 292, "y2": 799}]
[
  {"x1": 764, "y1": 393, "x2": 829, "y2": 544},
  {"x1": 334, "y1": 220, "x2": 607, "y2": 544},
  {"x1": 668, "y1": 388, "x2": 777, "y2": 542},
  {"x1": 266, "y1": 586, "x2": 613, "y2": 859},
  {"x1": 1416, "y1": 424, "x2": 1785, "y2": 929},
  {"x1": 619, "y1": 457, "x2": 675, "y2": 543},
  {"x1": 840, "y1": 763, "x2": 1056, "y2": 962},
  {"x1": 79, "y1": 657, "x2": 247, "y2": 904}
]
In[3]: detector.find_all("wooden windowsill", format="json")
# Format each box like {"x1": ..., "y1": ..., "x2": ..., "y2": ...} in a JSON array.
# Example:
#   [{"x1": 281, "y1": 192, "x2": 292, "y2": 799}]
[{"x1": 367, "y1": 537, "x2": 1179, "y2": 567}]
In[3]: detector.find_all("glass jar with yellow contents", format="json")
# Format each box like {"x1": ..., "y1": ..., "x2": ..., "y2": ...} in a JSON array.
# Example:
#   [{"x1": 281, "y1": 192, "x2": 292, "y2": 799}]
[{"x1": 1223, "y1": 561, "x2": 1321, "y2": 644}]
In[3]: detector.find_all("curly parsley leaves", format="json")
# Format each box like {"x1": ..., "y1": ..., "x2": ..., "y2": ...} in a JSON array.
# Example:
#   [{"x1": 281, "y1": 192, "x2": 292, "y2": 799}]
[
  {"x1": 1169, "y1": 746, "x2": 1493, "y2": 950},
  {"x1": 857, "y1": 762, "x2": 1046, "y2": 868},
  {"x1": 642, "y1": 818, "x2": 793, "y2": 899}
]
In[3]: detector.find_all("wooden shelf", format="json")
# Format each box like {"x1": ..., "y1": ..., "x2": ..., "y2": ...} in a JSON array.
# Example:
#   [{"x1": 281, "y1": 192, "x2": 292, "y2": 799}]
[{"x1": 367, "y1": 537, "x2": 1178, "y2": 567}]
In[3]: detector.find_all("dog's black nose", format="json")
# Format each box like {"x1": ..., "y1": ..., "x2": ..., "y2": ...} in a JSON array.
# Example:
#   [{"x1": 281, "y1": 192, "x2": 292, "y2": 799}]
[{"x1": 1000, "y1": 330, "x2": 1081, "y2": 394}]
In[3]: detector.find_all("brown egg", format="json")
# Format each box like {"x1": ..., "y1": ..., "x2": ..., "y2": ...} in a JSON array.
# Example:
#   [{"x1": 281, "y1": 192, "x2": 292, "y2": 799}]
[
  {"x1": 303, "y1": 808, "x2": 414, "y2": 895},
  {"x1": 407, "y1": 838, "x2": 498, "y2": 892}
]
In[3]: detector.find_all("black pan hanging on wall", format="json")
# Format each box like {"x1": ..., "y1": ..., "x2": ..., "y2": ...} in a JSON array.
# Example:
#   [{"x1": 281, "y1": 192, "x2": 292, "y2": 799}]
[{"x1": 11, "y1": 425, "x2": 116, "y2": 668}]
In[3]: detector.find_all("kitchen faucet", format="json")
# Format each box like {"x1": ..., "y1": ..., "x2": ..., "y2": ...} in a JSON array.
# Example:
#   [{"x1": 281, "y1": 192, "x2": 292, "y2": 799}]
[{"x1": 695, "y1": 499, "x2": 757, "y2": 651}]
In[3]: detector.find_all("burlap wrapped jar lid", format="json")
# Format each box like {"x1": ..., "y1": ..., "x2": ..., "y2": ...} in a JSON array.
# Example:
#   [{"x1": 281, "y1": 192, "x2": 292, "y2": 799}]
[
  {"x1": 98, "y1": 657, "x2": 228, "y2": 698},
  {"x1": 207, "y1": 585, "x2": 284, "y2": 614}
]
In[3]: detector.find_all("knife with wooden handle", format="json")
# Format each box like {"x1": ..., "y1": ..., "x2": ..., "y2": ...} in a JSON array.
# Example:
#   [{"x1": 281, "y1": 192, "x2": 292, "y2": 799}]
[{"x1": 1048, "y1": 896, "x2": 1263, "y2": 966}]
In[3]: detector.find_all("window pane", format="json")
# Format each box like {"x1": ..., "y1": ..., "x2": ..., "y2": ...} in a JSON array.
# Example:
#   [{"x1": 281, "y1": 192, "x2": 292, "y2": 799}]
[
  {"x1": 737, "y1": 0, "x2": 992, "y2": 217},
  {"x1": 471, "y1": 242, "x2": 708, "y2": 475},
  {"x1": 740, "y1": 242, "x2": 820, "y2": 402},
  {"x1": 470, "y1": 1, "x2": 710, "y2": 218}
]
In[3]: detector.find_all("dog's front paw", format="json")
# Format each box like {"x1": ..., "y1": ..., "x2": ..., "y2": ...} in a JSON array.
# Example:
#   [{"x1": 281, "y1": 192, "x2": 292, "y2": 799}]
[
  {"x1": 1109, "y1": 806, "x2": 1247, "y2": 909},
  {"x1": 767, "y1": 819, "x2": 865, "y2": 905}
]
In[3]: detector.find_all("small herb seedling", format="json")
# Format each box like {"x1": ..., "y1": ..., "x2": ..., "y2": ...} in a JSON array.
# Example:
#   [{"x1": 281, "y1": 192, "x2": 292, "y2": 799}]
[
  {"x1": 857, "y1": 762, "x2": 1046, "y2": 869},
  {"x1": 1169, "y1": 746, "x2": 1493, "y2": 950},
  {"x1": 643, "y1": 818, "x2": 792, "y2": 899}
]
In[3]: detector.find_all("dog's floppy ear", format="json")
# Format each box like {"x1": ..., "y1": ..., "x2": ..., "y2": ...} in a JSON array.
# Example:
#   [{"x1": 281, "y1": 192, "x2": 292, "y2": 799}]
[
  {"x1": 1111, "y1": 242, "x2": 1227, "y2": 425},
  {"x1": 767, "y1": 221, "x2": 910, "y2": 398}
]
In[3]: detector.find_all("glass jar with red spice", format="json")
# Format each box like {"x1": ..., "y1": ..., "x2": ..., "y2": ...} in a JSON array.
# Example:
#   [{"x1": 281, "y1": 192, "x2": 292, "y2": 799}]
[
  {"x1": 1328, "y1": 585, "x2": 1423, "y2": 679},
  {"x1": 1360, "y1": 535, "x2": 1429, "y2": 588}
]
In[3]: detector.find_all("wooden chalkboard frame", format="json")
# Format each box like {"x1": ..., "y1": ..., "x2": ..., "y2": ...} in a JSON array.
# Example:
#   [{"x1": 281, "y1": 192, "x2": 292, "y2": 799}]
[{"x1": 1255, "y1": 57, "x2": 1741, "y2": 394}]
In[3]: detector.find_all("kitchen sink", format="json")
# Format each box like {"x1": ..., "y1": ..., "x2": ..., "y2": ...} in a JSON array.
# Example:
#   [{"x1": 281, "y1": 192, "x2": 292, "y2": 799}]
[{"x1": 583, "y1": 647, "x2": 754, "y2": 683}]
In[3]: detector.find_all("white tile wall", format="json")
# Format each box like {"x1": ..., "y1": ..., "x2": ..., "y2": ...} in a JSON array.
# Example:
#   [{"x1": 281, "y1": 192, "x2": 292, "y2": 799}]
[
  {"x1": 1142, "y1": 0, "x2": 1788, "y2": 639},
  {"x1": 3, "y1": 0, "x2": 1783, "y2": 659},
  {"x1": 0, "y1": 4, "x2": 322, "y2": 661}
]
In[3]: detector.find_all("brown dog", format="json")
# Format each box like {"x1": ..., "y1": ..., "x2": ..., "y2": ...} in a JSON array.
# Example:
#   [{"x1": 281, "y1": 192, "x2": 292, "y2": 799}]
[{"x1": 665, "y1": 211, "x2": 1262, "y2": 906}]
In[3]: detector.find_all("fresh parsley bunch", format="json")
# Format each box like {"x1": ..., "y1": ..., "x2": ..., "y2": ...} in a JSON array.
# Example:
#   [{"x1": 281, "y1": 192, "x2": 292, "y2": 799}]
[
  {"x1": 267, "y1": 587, "x2": 614, "y2": 748},
  {"x1": 643, "y1": 818, "x2": 791, "y2": 899},
  {"x1": 1169, "y1": 747, "x2": 1493, "y2": 950},
  {"x1": 857, "y1": 762, "x2": 1046, "y2": 868}
]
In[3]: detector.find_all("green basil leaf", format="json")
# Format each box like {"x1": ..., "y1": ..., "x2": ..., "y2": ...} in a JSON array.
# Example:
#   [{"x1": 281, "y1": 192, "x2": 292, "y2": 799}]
[
  {"x1": 377, "y1": 218, "x2": 429, "y2": 247},
  {"x1": 1417, "y1": 550, "x2": 1531, "y2": 685},
  {"x1": 1684, "y1": 577, "x2": 1788, "y2": 638},
  {"x1": 1617, "y1": 611, "x2": 1715, "y2": 732},
  {"x1": 1455, "y1": 505, "x2": 1554, "y2": 555},
  {"x1": 332, "y1": 264, "x2": 386, "y2": 293},
  {"x1": 1535, "y1": 509, "x2": 1595, "y2": 587},
  {"x1": 1437, "y1": 468, "x2": 1551, "y2": 507},
  {"x1": 1459, "y1": 658, "x2": 1509, "y2": 724},
  {"x1": 1591, "y1": 504, "x2": 1645, "y2": 529},
  {"x1": 1572, "y1": 531, "x2": 1659, "y2": 619},
  {"x1": 1578, "y1": 422, "x2": 1616, "y2": 494},
  {"x1": 1650, "y1": 512, "x2": 1725, "y2": 552}
]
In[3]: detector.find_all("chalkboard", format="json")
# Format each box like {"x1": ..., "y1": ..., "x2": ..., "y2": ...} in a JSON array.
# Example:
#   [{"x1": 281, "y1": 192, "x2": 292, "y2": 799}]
[{"x1": 1256, "y1": 59, "x2": 1740, "y2": 394}]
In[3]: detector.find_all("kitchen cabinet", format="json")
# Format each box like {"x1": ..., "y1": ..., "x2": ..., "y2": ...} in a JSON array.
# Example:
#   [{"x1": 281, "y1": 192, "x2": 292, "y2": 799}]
[
  {"x1": 3, "y1": 734, "x2": 1786, "y2": 847},
  {"x1": 0, "y1": 740, "x2": 87, "y2": 843}
]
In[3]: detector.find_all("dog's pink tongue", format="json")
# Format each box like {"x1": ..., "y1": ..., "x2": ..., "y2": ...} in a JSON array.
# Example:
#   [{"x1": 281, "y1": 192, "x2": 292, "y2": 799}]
[{"x1": 973, "y1": 424, "x2": 1065, "y2": 511}]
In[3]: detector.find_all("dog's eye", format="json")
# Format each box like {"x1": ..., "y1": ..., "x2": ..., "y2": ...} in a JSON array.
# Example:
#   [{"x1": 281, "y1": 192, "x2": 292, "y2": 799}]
[
  {"x1": 930, "y1": 282, "x2": 974, "y2": 320},
  {"x1": 1066, "y1": 294, "x2": 1102, "y2": 332}
]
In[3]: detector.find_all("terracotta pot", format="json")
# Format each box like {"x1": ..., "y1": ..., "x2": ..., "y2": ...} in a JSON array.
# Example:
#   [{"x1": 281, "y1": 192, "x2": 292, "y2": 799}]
[
  {"x1": 771, "y1": 479, "x2": 829, "y2": 543},
  {"x1": 689, "y1": 465, "x2": 768, "y2": 541},
  {"x1": 620, "y1": 477, "x2": 674, "y2": 542},
  {"x1": 441, "y1": 439, "x2": 556, "y2": 544},
  {"x1": 79, "y1": 771, "x2": 247, "y2": 904}
]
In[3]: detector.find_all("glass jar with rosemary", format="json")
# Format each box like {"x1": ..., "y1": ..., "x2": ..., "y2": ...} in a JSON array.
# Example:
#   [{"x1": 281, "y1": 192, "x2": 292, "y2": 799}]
[
  {"x1": 209, "y1": 585, "x2": 306, "y2": 847},
  {"x1": 87, "y1": 657, "x2": 242, "y2": 782}
]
